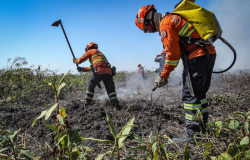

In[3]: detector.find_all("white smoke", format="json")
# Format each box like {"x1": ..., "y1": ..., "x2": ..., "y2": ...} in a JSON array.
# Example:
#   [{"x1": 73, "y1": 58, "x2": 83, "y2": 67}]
[
  {"x1": 209, "y1": 0, "x2": 250, "y2": 71},
  {"x1": 93, "y1": 71, "x2": 183, "y2": 103},
  {"x1": 115, "y1": 72, "x2": 156, "y2": 100},
  {"x1": 95, "y1": 72, "x2": 157, "y2": 101}
]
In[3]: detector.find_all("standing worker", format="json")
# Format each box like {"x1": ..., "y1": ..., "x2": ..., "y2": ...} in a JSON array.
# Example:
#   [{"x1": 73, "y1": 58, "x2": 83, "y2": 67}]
[
  {"x1": 135, "y1": 0, "x2": 218, "y2": 143},
  {"x1": 137, "y1": 64, "x2": 145, "y2": 82},
  {"x1": 154, "y1": 50, "x2": 167, "y2": 75},
  {"x1": 73, "y1": 42, "x2": 119, "y2": 109}
]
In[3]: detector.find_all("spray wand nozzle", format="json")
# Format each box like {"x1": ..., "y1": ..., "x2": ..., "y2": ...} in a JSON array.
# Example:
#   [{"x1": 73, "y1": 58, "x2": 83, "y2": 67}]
[{"x1": 152, "y1": 83, "x2": 158, "y2": 91}]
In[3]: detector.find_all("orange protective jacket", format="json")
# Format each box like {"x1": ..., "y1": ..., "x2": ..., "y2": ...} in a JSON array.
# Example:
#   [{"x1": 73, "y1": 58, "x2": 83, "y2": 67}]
[
  {"x1": 159, "y1": 14, "x2": 216, "y2": 79},
  {"x1": 75, "y1": 49, "x2": 112, "y2": 75}
]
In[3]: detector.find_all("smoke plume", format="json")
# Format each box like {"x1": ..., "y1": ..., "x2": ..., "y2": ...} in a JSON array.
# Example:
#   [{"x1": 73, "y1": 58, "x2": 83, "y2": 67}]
[{"x1": 209, "y1": 0, "x2": 250, "y2": 71}]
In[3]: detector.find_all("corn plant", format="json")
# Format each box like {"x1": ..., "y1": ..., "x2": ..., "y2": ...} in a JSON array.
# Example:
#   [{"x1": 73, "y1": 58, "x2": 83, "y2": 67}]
[
  {"x1": 85, "y1": 110, "x2": 136, "y2": 160},
  {"x1": 0, "y1": 128, "x2": 40, "y2": 159},
  {"x1": 131, "y1": 132, "x2": 179, "y2": 160},
  {"x1": 31, "y1": 70, "x2": 91, "y2": 160},
  {"x1": 43, "y1": 112, "x2": 91, "y2": 160},
  {"x1": 31, "y1": 70, "x2": 70, "y2": 127}
]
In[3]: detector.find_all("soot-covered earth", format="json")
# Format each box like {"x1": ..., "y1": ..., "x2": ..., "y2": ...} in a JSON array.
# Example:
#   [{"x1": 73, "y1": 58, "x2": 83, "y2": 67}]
[{"x1": 1, "y1": 72, "x2": 250, "y2": 159}]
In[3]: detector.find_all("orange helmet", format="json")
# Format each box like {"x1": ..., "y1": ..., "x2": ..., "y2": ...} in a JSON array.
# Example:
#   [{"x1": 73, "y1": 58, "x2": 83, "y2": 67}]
[
  {"x1": 135, "y1": 5, "x2": 157, "y2": 33},
  {"x1": 138, "y1": 64, "x2": 141, "y2": 67},
  {"x1": 85, "y1": 42, "x2": 98, "y2": 52}
]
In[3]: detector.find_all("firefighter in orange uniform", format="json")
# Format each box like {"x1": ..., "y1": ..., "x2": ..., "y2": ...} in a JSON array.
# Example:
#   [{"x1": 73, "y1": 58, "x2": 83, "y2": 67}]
[
  {"x1": 135, "y1": 2, "x2": 216, "y2": 143},
  {"x1": 73, "y1": 42, "x2": 119, "y2": 108}
]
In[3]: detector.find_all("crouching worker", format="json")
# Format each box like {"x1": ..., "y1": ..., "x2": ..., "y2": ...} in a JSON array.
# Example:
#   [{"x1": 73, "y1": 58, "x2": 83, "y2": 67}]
[{"x1": 73, "y1": 42, "x2": 119, "y2": 109}]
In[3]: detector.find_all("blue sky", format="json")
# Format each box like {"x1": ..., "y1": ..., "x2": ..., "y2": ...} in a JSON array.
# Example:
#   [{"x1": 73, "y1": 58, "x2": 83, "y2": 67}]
[{"x1": 0, "y1": 0, "x2": 249, "y2": 74}]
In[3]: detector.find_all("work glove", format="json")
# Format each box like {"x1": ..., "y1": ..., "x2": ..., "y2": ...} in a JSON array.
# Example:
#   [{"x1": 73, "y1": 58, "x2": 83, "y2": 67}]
[
  {"x1": 73, "y1": 58, "x2": 77, "y2": 64},
  {"x1": 155, "y1": 76, "x2": 168, "y2": 88},
  {"x1": 77, "y1": 67, "x2": 82, "y2": 72}
]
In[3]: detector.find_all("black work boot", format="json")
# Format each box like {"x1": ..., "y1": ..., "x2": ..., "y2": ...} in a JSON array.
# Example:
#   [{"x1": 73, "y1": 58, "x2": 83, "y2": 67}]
[
  {"x1": 111, "y1": 101, "x2": 120, "y2": 111},
  {"x1": 172, "y1": 131, "x2": 195, "y2": 144},
  {"x1": 85, "y1": 99, "x2": 92, "y2": 106}
]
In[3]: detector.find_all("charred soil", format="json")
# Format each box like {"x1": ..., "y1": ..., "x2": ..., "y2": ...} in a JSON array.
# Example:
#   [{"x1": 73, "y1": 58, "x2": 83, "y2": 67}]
[{"x1": 1, "y1": 71, "x2": 250, "y2": 159}]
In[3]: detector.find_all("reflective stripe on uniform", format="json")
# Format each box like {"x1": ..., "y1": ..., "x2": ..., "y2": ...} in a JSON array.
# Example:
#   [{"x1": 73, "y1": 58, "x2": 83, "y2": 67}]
[
  {"x1": 108, "y1": 92, "x2": 116, "y2": 97},
  {"x1": 92, "y1": 58, "x2": 107, "y2": 65},
  {"x1": 201, "y1": 108, "x2": 208, "y2": 113},
  {"x1": 86, "y1": 90, "x2": 94, "y2": 95},
  {"x1": 76, "y1": 59, "x2": 80, "y2": 64},
  {"x1": 110, "y1": 97, "x2": 118, "y2": 100},
  {"x1": 185, "y1": 113, "x2": 197, "y2": 121},
  {"x1": 200, "y1": 98, "x2": 208, "y2": 104},
  {"x1": 91, "y1": 54, "x2": 103, "y2": 59},
  {"x1": 85, "y1": 96, "x2": 92, "y2": 100},
  {"x1": 165, "y1": 60, "x2": 179, "y2": 66},
  {"x1": 178, "y1": 22, "x2": 192, "y2": 36},
  {"x1": 184, "y1": 103, "x2": 201, "y2": 110},
  {"x1": 185, "y1": 27, "x2": 195, "y2": 37},
  {"x1": 91, "y1": 54, "x2": 107, "y2": 62}
]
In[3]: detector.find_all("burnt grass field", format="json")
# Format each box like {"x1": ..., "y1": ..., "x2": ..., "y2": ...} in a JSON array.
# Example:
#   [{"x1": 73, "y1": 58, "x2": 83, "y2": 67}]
[{"x1": 1, "y1": 61, "x2": 250, "y2": 159}]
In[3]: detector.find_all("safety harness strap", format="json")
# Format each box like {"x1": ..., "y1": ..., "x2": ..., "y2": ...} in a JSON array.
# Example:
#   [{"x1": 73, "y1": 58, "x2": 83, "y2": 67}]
[
  {"x1": 179, "y1": 37, "x2": 210, "y2": 59},
  {"x1": 178, "y1": 20, "x2": 212, "y2": 59}
]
